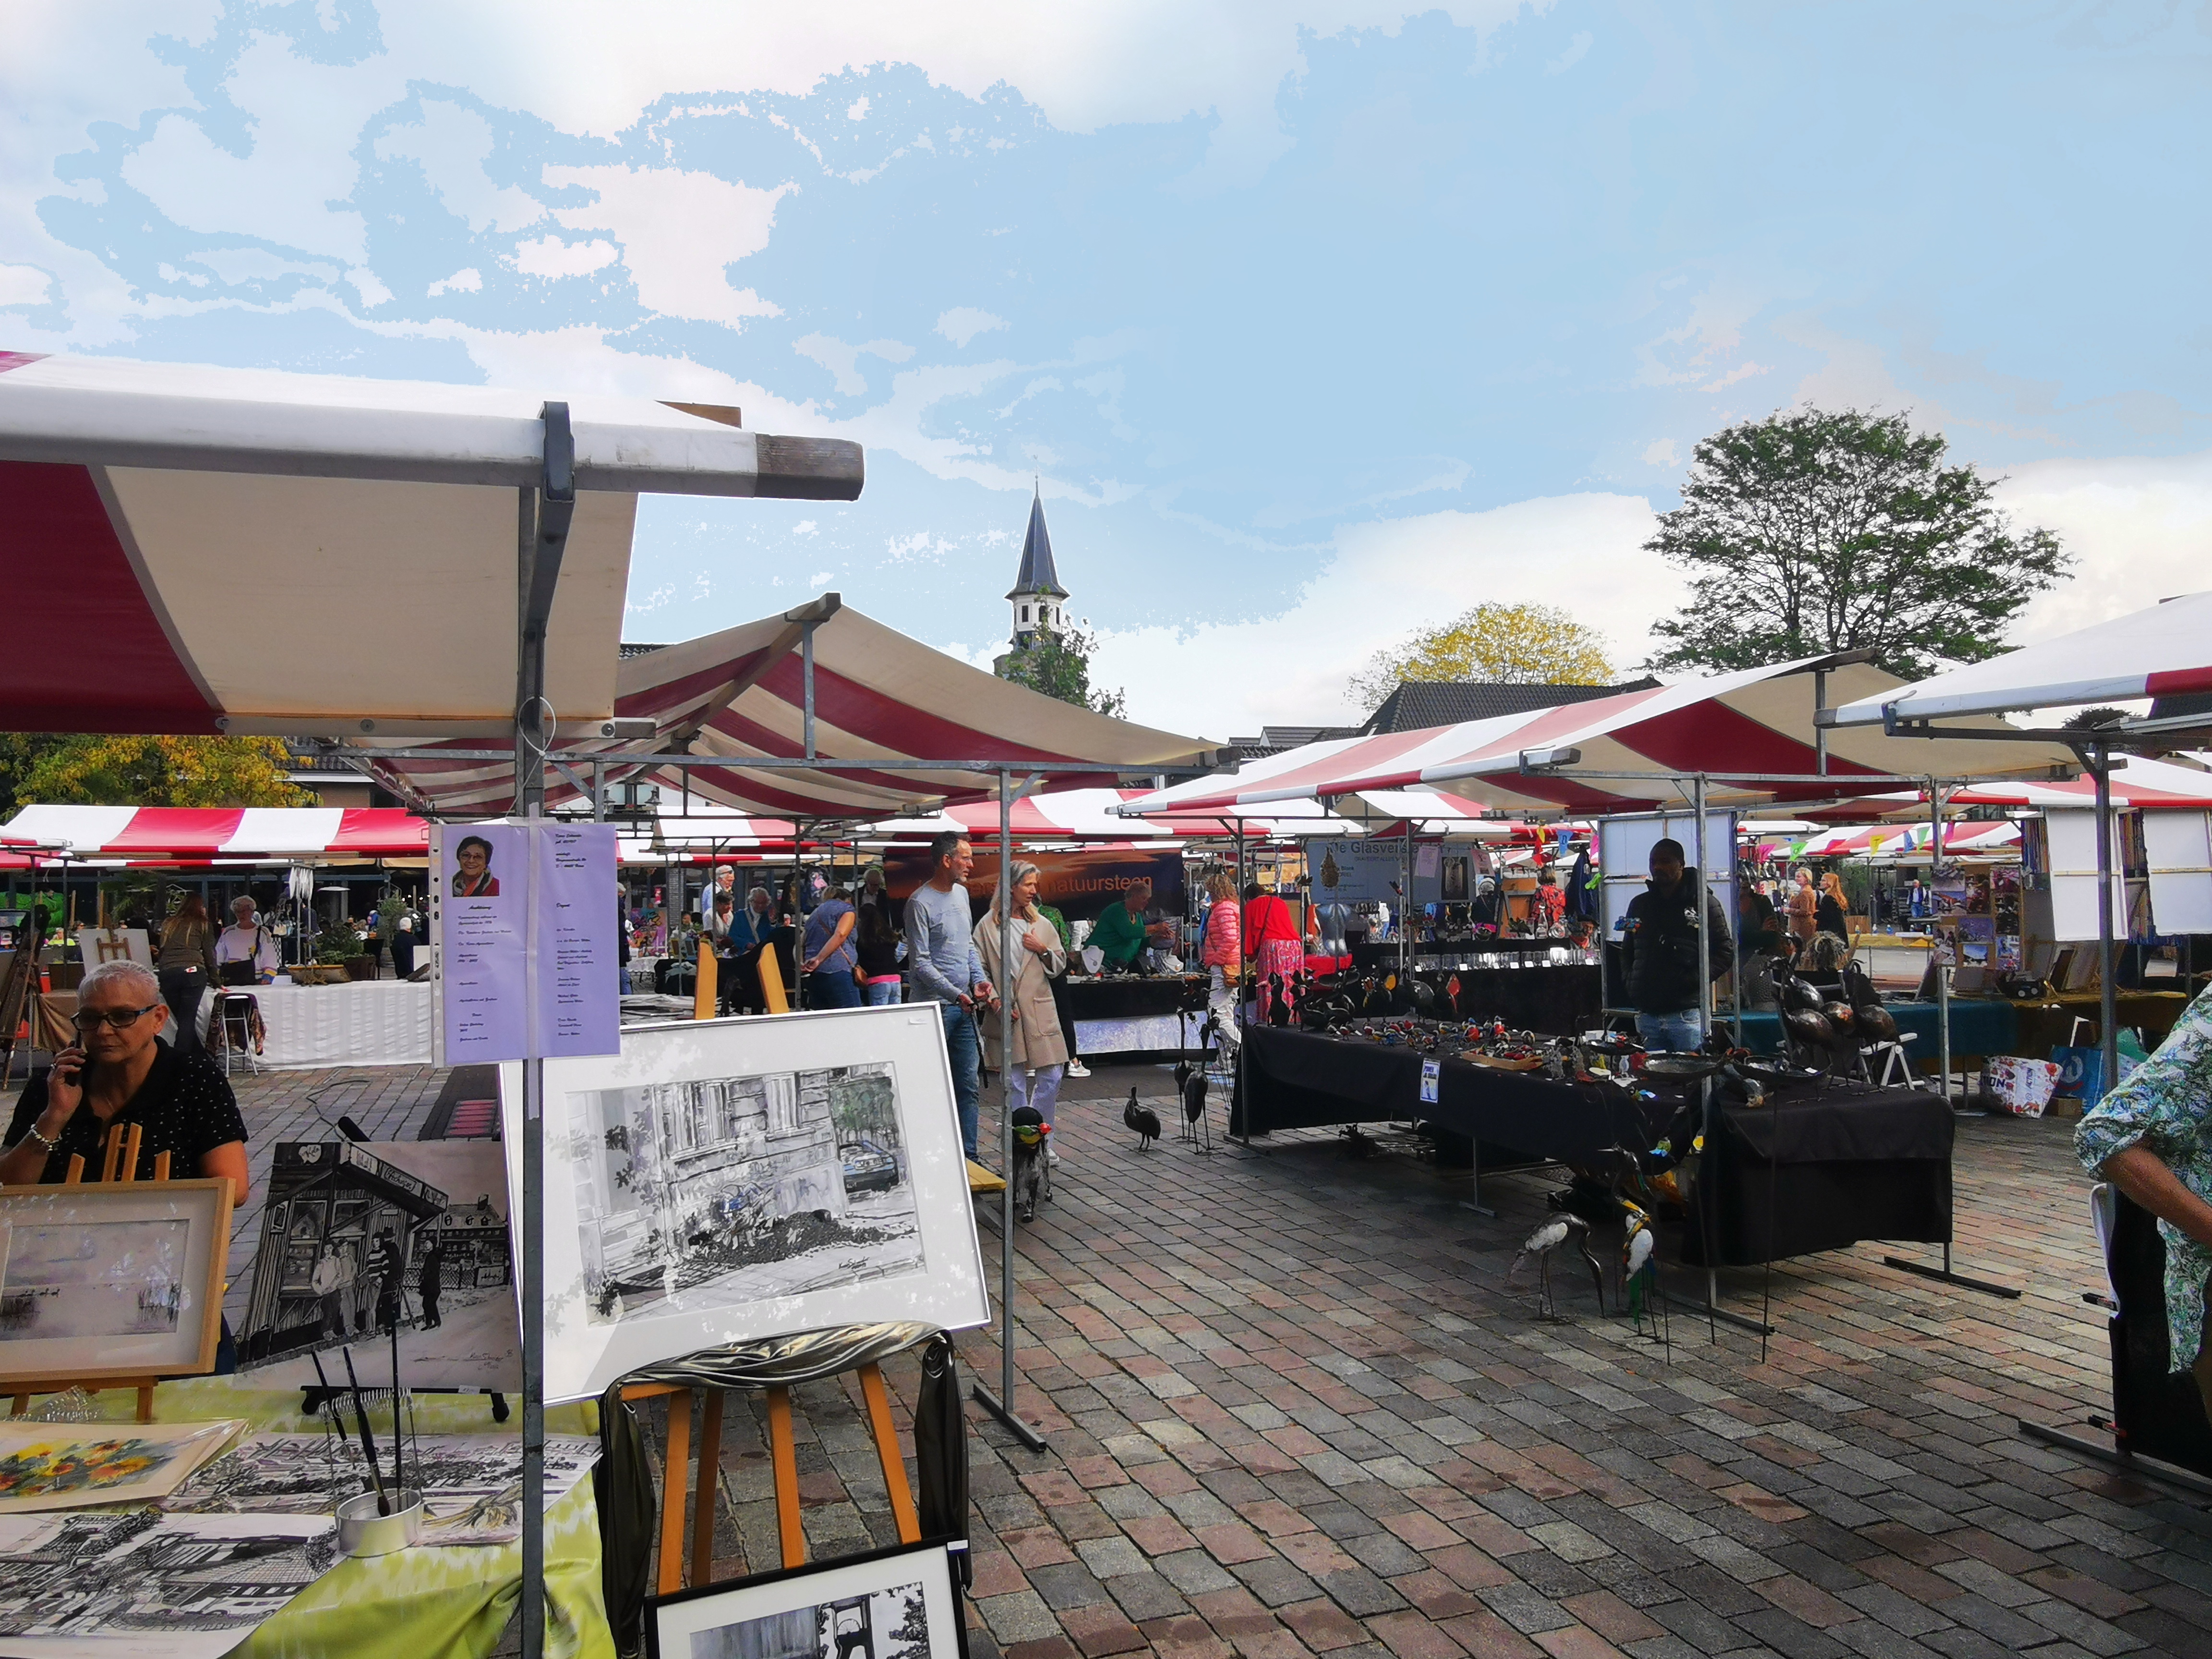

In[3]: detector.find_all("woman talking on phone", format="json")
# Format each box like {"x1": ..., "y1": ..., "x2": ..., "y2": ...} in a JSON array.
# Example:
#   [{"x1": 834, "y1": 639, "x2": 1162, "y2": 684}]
[{"x1": 1, "y1": 960, "x2": 250, "y2": 1202}]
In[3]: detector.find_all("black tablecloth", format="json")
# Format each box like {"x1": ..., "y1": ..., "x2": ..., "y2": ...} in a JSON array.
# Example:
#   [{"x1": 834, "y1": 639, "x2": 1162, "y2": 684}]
[
  {"x1": 1684, "y1": 1083, "x2": 1953, "y2": 1267},
  {"x1": 1236, "y1": 1027, "x2": 1954, "y2": 1267},
  {"x1": 1232, "y1": 1025, "x2": 1664, "y2": 1165},
  {"x1": 1061, "y1": 974, "x2": 1209, "y2": 1021}
]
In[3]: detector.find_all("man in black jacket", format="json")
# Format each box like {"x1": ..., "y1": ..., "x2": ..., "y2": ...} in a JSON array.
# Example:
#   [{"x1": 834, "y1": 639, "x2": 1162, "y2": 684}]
[{"x1": 1622, "y1": 838, "x2": 1734, "y2": 1051}]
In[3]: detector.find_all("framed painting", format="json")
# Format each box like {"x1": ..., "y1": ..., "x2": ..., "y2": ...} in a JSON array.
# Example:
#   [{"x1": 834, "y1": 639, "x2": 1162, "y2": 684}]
[
  {"x1": 0, "y1": 1177, "x2": 233, "y2": 1385},
  {"x1": 648, "y1": 1536, "x2": 968, "y2": 1659},
  {"x1": 505, "y1": 1005, "x2": 990, "y2": 1402}
]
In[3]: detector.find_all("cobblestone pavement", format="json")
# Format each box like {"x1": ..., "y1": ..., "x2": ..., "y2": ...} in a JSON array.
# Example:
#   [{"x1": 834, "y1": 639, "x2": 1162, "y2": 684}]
[{"x1": 225, "y1": 1061, "x2": 2212, "y2": 1659}]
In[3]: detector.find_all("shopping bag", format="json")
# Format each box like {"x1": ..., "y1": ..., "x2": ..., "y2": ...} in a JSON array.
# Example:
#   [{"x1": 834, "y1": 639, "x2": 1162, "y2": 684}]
[
  {"x1": 2050, "y1": 1044, "x2": 2107, "y2": 1108},
  {"x1": 1986, "y1": 1055, "x2": 2061, "y2": 1118}
]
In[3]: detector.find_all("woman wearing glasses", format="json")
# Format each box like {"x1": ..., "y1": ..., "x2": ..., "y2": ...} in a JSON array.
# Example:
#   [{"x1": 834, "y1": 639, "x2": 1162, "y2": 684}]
[{"x1": 1, "y1": 960, "x2": 250, "y2": 1203}]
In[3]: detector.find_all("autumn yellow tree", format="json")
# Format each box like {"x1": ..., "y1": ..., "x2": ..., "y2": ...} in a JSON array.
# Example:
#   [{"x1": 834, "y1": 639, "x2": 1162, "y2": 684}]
[
  {"x1": 1346, "y1": 603, "x2": 1615, "y2": 714},
  {"x1": 10, "y1": 735, "x2": 310, "y2": 810}
]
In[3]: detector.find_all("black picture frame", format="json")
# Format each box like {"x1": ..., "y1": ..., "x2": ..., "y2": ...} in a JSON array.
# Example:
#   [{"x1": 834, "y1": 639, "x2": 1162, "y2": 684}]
[{"x1": 646, "y1": 1535, "x2": 970, "y2": 1659}]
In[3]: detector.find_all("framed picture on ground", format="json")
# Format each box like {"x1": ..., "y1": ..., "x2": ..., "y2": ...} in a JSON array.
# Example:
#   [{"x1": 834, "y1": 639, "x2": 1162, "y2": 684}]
[
  {"x1": 505, "y1": 1005, "x2": 990, "y2": 1403},
  {"x1": 647, "y1": 1536, "x2": 969, "y2": 1659},
  {"x1": 0, "y1": 1178, "x2": 233, "y2": 1386}
]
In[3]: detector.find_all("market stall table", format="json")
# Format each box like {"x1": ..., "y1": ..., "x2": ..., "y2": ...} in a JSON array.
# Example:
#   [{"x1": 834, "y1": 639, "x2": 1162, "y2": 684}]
[
  {"x1": 1732, "y1": 996, "x2": 2019, "y2": 1065},
  {"x1": 1060, "y1": 972, "x2": 1209, "y2": 1057},
  {"x1": 2011, "y1": 989, "x2": 2193, "y2": 1056},
  {"x1": 1233, "y1": 1025, "x2": 1956, "y2": 1268},
  {"x1": 252, "y1": 979, "x2": 433, "y2": 1069},
  {"x1": 7, "y1": 1377, "x2": 607, "y2": 1659}
]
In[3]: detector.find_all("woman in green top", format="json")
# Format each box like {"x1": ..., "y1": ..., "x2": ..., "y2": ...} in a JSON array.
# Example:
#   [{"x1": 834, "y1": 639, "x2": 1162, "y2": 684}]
[
  {"x1": 1090, "y1": 878, "x2": 1156, "y2": 969},
  {"x1": 1034, "y1": 899, "x2": 1087, "y2": 1076}
]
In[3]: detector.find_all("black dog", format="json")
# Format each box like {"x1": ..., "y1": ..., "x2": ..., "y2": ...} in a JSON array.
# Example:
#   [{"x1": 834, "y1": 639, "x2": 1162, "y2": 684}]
[{"x1": 1010, "y1": 1105, "x2": 1052, "y2": 1221}]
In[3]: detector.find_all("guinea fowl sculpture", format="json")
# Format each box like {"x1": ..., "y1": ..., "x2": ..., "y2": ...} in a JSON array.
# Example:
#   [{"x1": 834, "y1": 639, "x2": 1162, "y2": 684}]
[
  {"x1": 1266, "y1": 974, "x2": 1293, "y2": 1027},
  {"x1": 1509, "y1": 1213, "x2": 1605, "y2": 1319},
  {"x1": 1124, "y1": 1087, "x2": 1162, "y2": 1149}
]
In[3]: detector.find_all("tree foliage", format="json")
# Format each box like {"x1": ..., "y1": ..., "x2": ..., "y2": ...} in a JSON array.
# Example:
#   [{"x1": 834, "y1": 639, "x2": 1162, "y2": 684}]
[
  {"x1": 1346, "y1": 603, "x2": 1615, "y2": 714},
  {"x1": 3, "y1": 734, "x2": 310, "y2": 812},
  {"x1": 996, "y1": 624, "x2": 1127, "y2": 718},
  {"x1": 1645, "y1": 408, "x2": 2070, "y2": 680}
]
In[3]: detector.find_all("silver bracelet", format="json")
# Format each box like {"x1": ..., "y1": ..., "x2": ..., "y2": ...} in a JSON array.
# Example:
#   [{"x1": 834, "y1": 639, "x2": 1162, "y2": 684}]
[{"x1": 14, "y1": 1124, "x2": 58, "y2": 1155}]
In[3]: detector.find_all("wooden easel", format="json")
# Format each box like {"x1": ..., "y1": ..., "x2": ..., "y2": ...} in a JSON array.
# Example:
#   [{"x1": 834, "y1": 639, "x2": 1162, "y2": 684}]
[
  {"x1": 623, "y1": 1361, "x2": 921, "y2": 1594},
  {"x1": 4, "y1": 1122, "x2": 177, "y2": 1423},
  {"x1": 693, "y1": 946, "x2": 718, "y2": 1022},
  {"x1": 756, "y1": 944, "x2": 789, "y2": 1014}
]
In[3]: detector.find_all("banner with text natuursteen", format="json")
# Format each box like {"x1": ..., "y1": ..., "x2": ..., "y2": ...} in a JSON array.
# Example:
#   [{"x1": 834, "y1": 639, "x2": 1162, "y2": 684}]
[{"x1": 432, "y1": 821, "x2": 619, "y2": 1063}]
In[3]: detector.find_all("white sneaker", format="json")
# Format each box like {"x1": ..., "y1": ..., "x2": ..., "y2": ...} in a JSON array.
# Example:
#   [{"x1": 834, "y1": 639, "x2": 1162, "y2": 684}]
[
  {"x1": 1047, "y1": 1147, "x2": 1061, "y2": 1166},
  {"x1": 1066, "y1": 1060, "x2": 1090, "y2": 1077}
]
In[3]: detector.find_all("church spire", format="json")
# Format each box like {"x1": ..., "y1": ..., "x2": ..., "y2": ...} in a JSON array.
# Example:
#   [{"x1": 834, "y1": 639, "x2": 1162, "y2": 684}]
[{"x1": 1006, "y1": 481, "x2": 1069, "y2": 646}]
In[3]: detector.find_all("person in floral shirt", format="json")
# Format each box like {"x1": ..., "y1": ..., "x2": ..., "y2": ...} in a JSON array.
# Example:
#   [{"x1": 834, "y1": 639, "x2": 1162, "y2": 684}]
[{"x1": 2077, "y1": 983, "x2": 2212, "y2": 1405}]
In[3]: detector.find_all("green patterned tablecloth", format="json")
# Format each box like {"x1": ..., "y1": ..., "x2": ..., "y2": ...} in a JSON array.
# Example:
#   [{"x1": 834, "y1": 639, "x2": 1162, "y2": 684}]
[{"x1": 65, "y1": 1378, "x2": 613, "y2": 1659}]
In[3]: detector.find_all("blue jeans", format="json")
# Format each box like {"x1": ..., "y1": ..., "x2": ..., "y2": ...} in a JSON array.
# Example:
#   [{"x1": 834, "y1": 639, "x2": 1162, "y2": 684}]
[
  {"x1": 805, "y1": 970, "x2": 862, "y2": 1009},
  {"x1": 1636, "y1": 1009, "x2": 1706, "y2": 1052},
  {"x1": 940, "y1": 1003, "x2": 982, "y2": 1159},
  {"x1": 866, "y1": 979, "x2": 902, "y2": 1006}
]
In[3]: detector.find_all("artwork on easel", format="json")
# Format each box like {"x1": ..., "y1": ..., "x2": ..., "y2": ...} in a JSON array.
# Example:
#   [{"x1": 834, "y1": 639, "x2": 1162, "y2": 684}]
[
  {"x1": 649, "y1": 1537, "x2": 969, "y2": 1659},
  {"x1": 234, "y1": 1140, "x2": 519, "y2": 1389},
  {"x1": 0, "y1": 1180, "x2": 231, "y2": 1385},
  {"x1": 73, "y1": 926, "x2": 151, "y2": 971},
  {"x1": 510, "y1": 1006, "x2": 988, "y2": 1403}
]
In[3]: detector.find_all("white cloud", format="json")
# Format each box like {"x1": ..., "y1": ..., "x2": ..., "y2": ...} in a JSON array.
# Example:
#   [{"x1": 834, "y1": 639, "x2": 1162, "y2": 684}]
[
  {"x1": 847, "y1": 96, "x2": 871, "y2": 120},
  {"x1": 1090, "y1": 492, "x2": 1675, "y2": 735},
  {"x1": 427, "y1": 266, "x2": 483, "y2": 297},
  {"x1": 936, "y1": 307, "x2": 1008, "y2": 348},
  {"x1": 792, "y1": 333, "x2": 916, "y2": 396},
  {"x1": 373, "y1": 98, "x2": 543, "y2": 232},
  {"x1": 186, "y1": 248, "x2": 340, "y2": 286},
  {"x1": 347, "y1": 267, "x2": 393, "y2": 307},
  {"x1": 113, "y1": 32, "x2": 404, "y2": 265},
  {"x1": 510, "y1": 235, "x2": 619, "y2": 279},
  {"x1": 1641, "y1": 438, "x2": 1678, "y2": 468},
  {"x1": 0, "y1": 264, "x2": 54, "y2": 306},
  {"x1": 1997, "y1": 448, "x2": 2212, "y2": 642},
  {"x1": 1546, "y1": 29, "x2": 1593, "y2": 73},
  {"x1": 809, "y1": 569, "x2": 835, "y2": 587},
  {"x1": 542, "y1": 162, "x2": 791, "y2": 326}
]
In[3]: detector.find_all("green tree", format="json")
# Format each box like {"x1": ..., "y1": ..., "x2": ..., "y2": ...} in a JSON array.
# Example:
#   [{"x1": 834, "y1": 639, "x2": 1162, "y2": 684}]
[
  {"x1": 1346, "y1": 603, "x2": 1615, "y2": 715},
  {"x1": 996, "y1": 624, "x2": 1127, "y2": 718},
  {"x1": 1645, "y1": 408, "x2": 2069, "y2": 680},
  {"x1": 10, "y1": 734, "x2": 310, "y2": 809}
]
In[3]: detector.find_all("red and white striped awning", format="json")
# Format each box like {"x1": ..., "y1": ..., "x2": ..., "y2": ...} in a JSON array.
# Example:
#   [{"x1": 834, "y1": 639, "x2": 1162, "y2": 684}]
[
  {"x1": 366, "y1": 603, "x2": 1215, "y2": 818},
  {"x1": 0, "y1": 805, "x2": 429, "y2": 859},
  {"x1": 1830, "y1": 591, "x2": 2212, "y2": 725},
  {"x1": 0, "y1": 352, "x2": 859, "y2": 738},
  {"x1": 1941, "y1": 756, "x2": 2212, "y2": 811},
  {"x1": 1120, "y1": 658, "x2": 2068, "y2": 818}
]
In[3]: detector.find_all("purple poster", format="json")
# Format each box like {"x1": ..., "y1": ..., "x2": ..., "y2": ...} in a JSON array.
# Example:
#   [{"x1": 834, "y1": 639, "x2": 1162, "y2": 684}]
[
  {"x1": 437, "y1": 822, "x2": 530, "y2": 1062},
  {"x1": 533, "y1": 824, "x2": 620, "y2": 1058}
]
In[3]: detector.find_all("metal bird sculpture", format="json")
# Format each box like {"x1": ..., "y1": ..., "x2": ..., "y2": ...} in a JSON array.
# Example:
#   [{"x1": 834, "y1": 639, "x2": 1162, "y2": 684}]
[
  {"x1": 1509, "y1": 1213, "x2": 1604, "y2": 1319},
  {"x1": 1123, "y1": 1087, "x2": 1162, "y2": 1149}
]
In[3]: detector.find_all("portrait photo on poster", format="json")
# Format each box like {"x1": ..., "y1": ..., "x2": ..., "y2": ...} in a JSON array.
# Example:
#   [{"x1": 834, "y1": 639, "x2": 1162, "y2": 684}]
[
  {"x1": 504, "y1": 1005, "x2": 989, "y2": 1403},
  {"x1": 648, "y1": 1535, "x2": 969, "y2": 1659},
  {"x1": 232, "y1": 1140, "x2": 519, "y2": 1390}
]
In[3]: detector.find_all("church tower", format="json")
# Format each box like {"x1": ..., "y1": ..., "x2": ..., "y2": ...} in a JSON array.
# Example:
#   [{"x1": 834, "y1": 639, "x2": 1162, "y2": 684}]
[{"x1": 1005, "y1": 484, "x2": 1069, "y2": 647}]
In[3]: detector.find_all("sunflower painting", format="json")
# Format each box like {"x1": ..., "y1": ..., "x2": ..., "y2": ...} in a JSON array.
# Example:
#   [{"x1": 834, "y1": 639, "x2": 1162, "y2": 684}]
[{"x1": 0, "y1": 1420, "x2": 243, "y2": 1512}]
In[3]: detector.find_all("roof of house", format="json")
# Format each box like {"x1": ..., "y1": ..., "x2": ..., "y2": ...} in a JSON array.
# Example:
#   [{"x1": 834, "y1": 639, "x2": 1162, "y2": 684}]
[
  {"x1": 1223, "y1": 724, "x2": 1367, "y2": 759},
  {"x1": 1360, "y1": 677, "x2": 1660, "y2": 733},
  {"x1": 1008, "y1": 486, "x2": 1067, "y2": 599}
]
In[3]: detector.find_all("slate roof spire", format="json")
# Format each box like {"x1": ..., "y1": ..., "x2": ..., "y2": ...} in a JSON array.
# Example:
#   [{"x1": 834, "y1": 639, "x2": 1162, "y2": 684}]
[{"x1": 1007, "y1": 481, "x2": 1068, "y2": 601}]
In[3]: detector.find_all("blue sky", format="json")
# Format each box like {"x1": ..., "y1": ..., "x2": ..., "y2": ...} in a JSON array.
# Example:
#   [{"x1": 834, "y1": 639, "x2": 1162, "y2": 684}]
[{"x1": 7, "y1": 1, "x2": 2209, "y2": 735}]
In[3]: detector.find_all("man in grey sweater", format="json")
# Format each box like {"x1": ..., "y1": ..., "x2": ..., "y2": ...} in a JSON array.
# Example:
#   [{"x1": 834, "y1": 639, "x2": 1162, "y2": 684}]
[{"x1": 905, "y1": 832, "x2": 997, "y2": 1158}]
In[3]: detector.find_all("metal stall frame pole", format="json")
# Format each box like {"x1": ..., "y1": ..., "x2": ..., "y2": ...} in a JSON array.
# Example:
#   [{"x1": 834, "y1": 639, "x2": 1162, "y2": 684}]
[
  {"x1": 2092, "y1": 742, "x2": 2121, "y2": 1102},
  {"x1": 1930, "y1": 781, "x2": 1952, "y2": 1107},
  {"x1": 1691, "y1": 778, "x2": 1771, "y2": 1338},
  {"x1": 971, "y1": 766, "x2": 1047, "y2": 1450},
  {"x1": 512, "y1": 402, "x2": 574, "y2": 1659}
]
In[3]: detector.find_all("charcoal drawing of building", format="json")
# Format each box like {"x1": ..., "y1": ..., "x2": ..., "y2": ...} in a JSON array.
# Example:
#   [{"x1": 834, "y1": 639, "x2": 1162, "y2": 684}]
[
  {"x1": 0, "y1": 1509, "x2": 336, "y2": 1637},
  {"x1": 576, "y1": 1063, "x2": 907, "y2": 1317},
  {"x1": 237, "y1": 1140, "x2": 446, "y2": 1365}
]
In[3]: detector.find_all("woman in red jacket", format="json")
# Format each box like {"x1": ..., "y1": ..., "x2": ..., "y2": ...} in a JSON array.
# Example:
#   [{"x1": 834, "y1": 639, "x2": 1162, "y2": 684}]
[{"x1": 1243, "y1": 882, "x2": 1305, "y2": 1022}]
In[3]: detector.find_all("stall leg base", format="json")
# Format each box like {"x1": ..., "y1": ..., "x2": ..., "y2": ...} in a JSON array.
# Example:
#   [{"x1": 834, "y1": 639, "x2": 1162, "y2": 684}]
[
  {"x1": 2017, "y1": 1419, "x2": 2212, "y2": 1503},
  {"x1": 971, "y1": 1382, "x2": 1048, "y2": 1452},
  {"x1": 1882, "y1": 1249, "x2": 2022, "y2": 1300}
]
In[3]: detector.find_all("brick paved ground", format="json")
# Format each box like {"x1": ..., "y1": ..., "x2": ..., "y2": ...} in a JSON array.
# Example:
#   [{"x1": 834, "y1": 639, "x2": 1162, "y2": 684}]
[{"x1": 217, "y1": 1061, "x2": 2212, "y2": 1659}]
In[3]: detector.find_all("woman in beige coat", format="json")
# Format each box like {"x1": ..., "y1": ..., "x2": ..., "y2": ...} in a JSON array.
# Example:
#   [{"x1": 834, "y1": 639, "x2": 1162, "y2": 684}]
[{"x1": 974, "y1": 862, "x2": 1070, "y2": 1160}]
